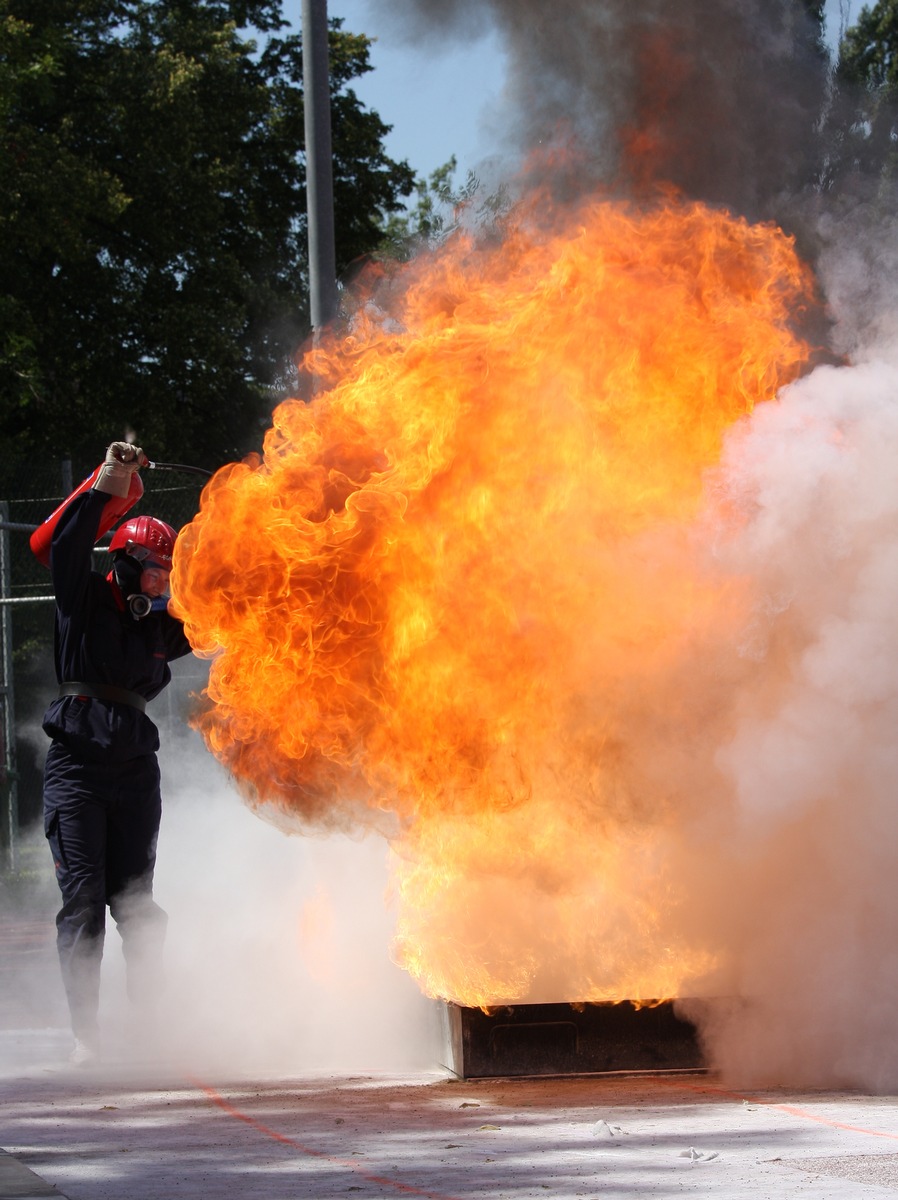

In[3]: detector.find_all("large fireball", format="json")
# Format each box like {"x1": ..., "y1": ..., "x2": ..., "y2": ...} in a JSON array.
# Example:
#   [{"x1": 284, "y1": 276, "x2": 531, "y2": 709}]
[{"x1": 171, "y1": 192, "x2": 816, "y2": 1006}]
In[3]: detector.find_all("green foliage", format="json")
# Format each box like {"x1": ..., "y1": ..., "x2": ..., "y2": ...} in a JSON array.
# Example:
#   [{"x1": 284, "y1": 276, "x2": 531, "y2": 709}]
[
  {"x1": 839, "y1": 0, "x2": 898, "y2": 89},
  {"x1": 833, "y1": 0, "x2": 898, "y2": 178},
  {"x1": 378, "y1": 157, "x2": 511, "y2": 261},
  {"x1": 0, "y1": 0, "x2": 414, "y2": 477}
]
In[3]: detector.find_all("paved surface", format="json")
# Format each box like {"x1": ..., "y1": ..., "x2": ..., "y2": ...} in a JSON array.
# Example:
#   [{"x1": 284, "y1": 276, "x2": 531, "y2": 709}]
[
  {"x1": 3, "y1": 1029, "x2": 898, "y2": 1200},
  {"x1": 4, "y1": 755, "x2": 898, "y2": 1199},
  {"x1": 4, "y1": 844, "x2": 898, "y2": 1200}
]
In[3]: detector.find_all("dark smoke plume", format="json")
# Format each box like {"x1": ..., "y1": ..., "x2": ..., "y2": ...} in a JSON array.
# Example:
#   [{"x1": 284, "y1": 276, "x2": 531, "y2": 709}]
[{"x1": 370, "y1": 0, "x2": 830, "y2": 224}]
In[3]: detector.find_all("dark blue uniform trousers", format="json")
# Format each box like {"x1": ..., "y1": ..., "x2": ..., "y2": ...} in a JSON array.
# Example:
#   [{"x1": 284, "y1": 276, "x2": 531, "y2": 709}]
[{"x1": 43, "y1": 742, "x2": 168, "y2": 1041}]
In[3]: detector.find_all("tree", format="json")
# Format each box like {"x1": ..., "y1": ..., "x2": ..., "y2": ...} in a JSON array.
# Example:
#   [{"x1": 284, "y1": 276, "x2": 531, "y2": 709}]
[
  {"x1": 377, "y1": 157, "x2": 512, "y2": 262},
  {"x1": 0, "y1": 0, "x2": 415, "y2": 476},
  {"x1": 832, "y1": 0, "x2": 898, "y2": 180}
]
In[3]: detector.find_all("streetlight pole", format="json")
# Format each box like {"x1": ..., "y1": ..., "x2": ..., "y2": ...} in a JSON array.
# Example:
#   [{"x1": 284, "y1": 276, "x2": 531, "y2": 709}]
[{"x1": 302, "y1": 0, "x2": 338, "y2": 335}]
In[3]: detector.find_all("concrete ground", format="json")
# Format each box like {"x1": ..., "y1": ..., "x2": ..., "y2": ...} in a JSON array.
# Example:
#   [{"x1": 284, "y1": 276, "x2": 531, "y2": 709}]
[
  {"x1": 3, "y1": 1027, "x2": 898, "y2": 1200},
  {"x1": 4, "y1": 800, "x2": 898, "y2": 1200}
]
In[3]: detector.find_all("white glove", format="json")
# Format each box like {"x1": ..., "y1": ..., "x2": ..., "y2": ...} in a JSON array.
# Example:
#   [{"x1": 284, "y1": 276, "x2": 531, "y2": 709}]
[{"x1": 94, "y1": 442, "x2": 146, "y2": 498}]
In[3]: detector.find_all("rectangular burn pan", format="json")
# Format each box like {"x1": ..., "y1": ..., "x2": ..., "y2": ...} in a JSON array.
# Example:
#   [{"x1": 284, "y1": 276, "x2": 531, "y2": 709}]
[{"x1": 442, "y1": 1000, "x2": 706, "y2": 1079}]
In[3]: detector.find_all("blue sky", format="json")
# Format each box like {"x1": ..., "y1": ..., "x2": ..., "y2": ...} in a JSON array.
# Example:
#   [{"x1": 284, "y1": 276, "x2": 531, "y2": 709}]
[
  {"x1": 281, "y1": 0, "x2": 508, "y2": 182},
  {"x1": 281, "y1": 0, "x2": 855, "y2": 190}
]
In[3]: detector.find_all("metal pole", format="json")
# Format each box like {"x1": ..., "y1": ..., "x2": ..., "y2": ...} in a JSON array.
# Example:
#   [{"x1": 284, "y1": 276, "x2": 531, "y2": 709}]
[
  {"x1": 302, "y1": 0, "x2": 338, "y2": 333},
  {"x1": 0, "y1": 502, "x2": 17, "y2": 871}
]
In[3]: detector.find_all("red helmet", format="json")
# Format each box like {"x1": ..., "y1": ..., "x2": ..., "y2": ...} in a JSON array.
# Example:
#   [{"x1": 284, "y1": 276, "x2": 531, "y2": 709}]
[{"x1": 108, "y1": 516, "x2": 177, "y2": 568}]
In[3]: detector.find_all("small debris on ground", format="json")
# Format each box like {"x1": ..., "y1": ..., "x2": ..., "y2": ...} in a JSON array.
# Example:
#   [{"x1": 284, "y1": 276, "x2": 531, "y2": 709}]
[{"x1": 679, "y1": 1146, "x2": 720, "y2": 1163}]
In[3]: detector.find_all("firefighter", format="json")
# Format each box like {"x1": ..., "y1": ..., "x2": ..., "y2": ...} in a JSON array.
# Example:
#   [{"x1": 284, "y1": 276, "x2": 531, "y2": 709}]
[{"x1": 40, "y1": 442, "x2": 193, "y2": 1066}]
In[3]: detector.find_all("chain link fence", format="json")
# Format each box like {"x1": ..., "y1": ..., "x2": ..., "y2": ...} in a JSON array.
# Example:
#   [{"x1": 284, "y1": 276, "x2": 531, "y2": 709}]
[{"x1": 0, "y1": 457, "x2": 209, "y2": 872}]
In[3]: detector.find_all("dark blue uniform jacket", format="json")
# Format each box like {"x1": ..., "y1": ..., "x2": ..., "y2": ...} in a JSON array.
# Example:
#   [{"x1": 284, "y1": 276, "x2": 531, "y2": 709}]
[{"x1": 41, "y1": 489, "x2": 192, "y2": 763}]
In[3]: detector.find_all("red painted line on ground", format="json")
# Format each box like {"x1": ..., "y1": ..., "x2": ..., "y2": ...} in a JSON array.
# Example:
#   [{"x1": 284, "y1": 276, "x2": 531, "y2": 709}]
[
  {"x1": 187, "y1": 1074, "x2": 466, "y2": 1200},
  {"x1": 670, "y1": 1077, "x2": 898, "y2": 1141},
  {"x1": 772, "y1": 1103, "x2": 898, "y2": 1139}
]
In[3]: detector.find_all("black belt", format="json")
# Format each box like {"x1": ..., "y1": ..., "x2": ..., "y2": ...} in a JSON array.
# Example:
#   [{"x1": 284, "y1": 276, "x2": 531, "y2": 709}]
[{"x1": 58, "y1": 682, "x2": 147, "y2": 714}]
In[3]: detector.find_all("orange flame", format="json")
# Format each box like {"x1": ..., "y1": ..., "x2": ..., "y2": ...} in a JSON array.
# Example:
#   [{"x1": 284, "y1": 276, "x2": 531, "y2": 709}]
[{"x1": 172, "y1": 192, "x2": 816, "y2": 1006}]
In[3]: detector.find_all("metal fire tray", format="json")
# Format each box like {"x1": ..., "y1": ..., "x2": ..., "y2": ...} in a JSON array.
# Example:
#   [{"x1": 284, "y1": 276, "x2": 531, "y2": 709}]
[{"x1": 441, "y1": 1000, "x2": 705, "y2": 1079}]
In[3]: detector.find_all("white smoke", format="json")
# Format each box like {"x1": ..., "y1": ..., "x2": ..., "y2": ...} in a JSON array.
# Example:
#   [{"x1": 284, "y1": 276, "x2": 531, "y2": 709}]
[
  {"x1": 151, "y1": 718, "x2": 441, "y2": 1078},
  {"x1": 673, "y1": 210, "x2": 898, "y2": 1090},
  {"x1": 0, "y1": 662, "x2": 441, "y2": 1080}
]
